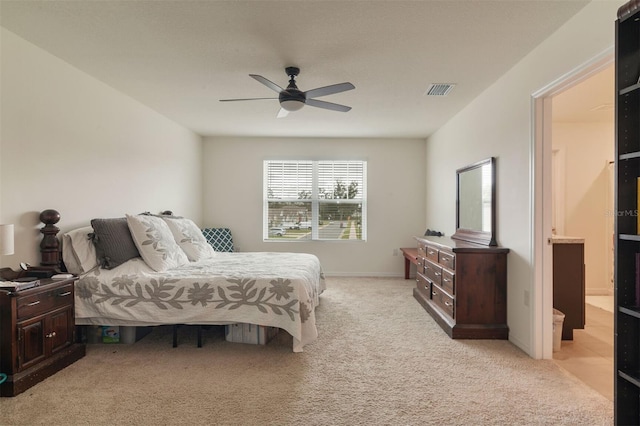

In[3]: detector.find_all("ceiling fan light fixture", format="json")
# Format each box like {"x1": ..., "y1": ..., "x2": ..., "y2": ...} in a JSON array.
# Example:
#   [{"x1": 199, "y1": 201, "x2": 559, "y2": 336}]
[{"x1": 280, "y1": 99, "x2": 304, "y2": 112}]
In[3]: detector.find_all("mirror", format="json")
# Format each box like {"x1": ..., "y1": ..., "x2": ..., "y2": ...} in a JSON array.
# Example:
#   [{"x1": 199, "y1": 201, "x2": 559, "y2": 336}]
[{"x1": 452, "y1": 157, "x2": 496, "y2": 246}]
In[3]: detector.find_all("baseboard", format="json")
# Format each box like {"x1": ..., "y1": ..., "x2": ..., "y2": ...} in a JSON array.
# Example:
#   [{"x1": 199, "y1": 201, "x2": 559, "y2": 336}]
[{"x1": 322, "y1": 272, "x2": 405, "y2": 278}]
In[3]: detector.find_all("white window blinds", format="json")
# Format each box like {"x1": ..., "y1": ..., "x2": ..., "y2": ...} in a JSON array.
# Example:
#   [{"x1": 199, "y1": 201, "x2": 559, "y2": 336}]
[{"x1": 264, "y1": 160, "x2": 367, "y2": 241}]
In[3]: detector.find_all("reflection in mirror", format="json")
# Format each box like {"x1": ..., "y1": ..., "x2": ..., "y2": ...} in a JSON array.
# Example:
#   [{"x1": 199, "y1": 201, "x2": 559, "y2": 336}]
[
  {"x1": 453, "y1": 157, "x2": 496, "y2": 246},
  {"x1": 458, "y1": 163, "x2": 492, "y2": 232}
]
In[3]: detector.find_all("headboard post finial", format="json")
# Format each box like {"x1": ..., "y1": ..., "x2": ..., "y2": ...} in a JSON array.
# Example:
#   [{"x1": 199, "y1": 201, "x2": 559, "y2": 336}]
[{"x1": 39, "y1": 209, "x2": 61, "y2": 268}]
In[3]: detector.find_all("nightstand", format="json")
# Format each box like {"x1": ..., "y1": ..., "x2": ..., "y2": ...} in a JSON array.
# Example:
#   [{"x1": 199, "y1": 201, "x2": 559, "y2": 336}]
[{"x1": 0, "y1": 276, "x2": 86, "y2": 396}]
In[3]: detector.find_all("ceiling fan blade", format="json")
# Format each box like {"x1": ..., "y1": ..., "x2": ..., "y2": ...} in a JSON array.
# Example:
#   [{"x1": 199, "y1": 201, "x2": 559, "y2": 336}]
[
  {"x1": 277, "y1": 108, "x2": 289, "y2": 119},
  {"x1": 304, "y1": 82, "x2": 355, "y2": 99},
  {"x1": 250, "y1": 74, "x2": 284, "y2": 93},
  {"x1": 219, "y1": 97, "x2": 278, "y2": 102},
  {"x1": 305, "y1": 98, "x2": 352, "y2": 112}
]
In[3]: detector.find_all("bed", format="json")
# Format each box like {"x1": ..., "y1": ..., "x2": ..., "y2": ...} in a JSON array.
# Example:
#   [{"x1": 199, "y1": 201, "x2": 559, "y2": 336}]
[{"x1": 63, "y1": 214, "x2": 326, "y2": 352}]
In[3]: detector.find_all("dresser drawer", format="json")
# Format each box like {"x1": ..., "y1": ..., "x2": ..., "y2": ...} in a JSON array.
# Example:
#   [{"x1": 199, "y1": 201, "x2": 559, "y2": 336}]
[
  {"x1": 425, "y1": 245, "x2": 439, "y2": 262},
  {"x1": 431, "y1": 282, "x2": 454, "y2": 319},
  {"x1": 17, "y1": 283, "x2": 74, "y2": 320},
  {"x1": 416, "y1": 256, "x2": 424, "y2": 275},
  {"x1": 415, "y1": 272, "x2": 431, "y2": 298},
  {"x1": 439, "y1": 251, "x2": 455, "y2": 270},
  {"x1": 442, "y1": 268, "x2": 455, "y2": 295},
  {"x1": 417, "y1": 242, "x2": 426, "y2": 259},
  {"x1": 424, "y1": 258, "x2": 442, "y2": 286}
]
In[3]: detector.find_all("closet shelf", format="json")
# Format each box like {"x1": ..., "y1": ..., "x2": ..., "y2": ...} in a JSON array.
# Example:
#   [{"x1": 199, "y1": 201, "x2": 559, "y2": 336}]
[
  {"x1": 619, "y1": 151, "x2": 640, "y2": 161},
  {"x1": 620, "y1": 82, "x2": 640, "y2": 95},
  {"x1": 619, "y1": 369, "x2": 640, "y2": 389},
  {"x1": 620, "y1": 305, "x2": 640, "y2": 319}
]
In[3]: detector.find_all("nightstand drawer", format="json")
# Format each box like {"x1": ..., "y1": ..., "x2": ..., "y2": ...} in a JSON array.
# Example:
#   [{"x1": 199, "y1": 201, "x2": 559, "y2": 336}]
[{"x1": 17, "y1": 283, "x2": 74, "y2": 320}]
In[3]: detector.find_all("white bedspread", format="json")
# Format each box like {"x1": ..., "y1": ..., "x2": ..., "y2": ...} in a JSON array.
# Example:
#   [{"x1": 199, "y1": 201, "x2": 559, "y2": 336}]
[{"x1": 74, "y1": 252, "x2": 326, "y2": 352}]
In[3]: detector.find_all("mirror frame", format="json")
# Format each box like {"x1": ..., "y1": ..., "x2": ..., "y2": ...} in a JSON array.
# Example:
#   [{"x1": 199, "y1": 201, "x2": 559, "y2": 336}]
[{"x1": 452, "y1": 157, "x2": 497, "y2": 246}]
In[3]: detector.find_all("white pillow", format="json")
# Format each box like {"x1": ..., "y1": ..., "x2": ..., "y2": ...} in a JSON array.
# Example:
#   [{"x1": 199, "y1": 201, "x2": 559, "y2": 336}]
[
  {"x1": 61, "y1": 237, "x2": 81, "y2": 275},
  {"x1": 125, "y1": 214, "x2": 189, "y2": 272},
  {"x1": 61, "y1": 226, "x2": 97, "y2": 275},
  {"x1": 163, "y1": 217, "x2": 216, "y2": 262}
]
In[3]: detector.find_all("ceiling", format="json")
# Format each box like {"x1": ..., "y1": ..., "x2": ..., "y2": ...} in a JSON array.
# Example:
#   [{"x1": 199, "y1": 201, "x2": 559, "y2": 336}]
[
  {"x1": 0, "y1": 1, "x2": 592, "y2": 139},
  {"x1": 552, "y1": 64, "x2": 615, "y2": 124}
]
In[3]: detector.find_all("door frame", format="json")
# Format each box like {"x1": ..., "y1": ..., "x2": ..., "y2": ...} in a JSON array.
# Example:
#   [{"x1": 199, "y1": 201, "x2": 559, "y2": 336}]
[{"x1": 530, "y1": 47, "x2": 613, "y2": 359}]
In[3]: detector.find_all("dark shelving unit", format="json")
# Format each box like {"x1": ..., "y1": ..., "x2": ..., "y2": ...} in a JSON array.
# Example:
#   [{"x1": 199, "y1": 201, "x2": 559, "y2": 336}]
[{"x1": 615, "y1": 1, "x2": 640, "y2": 423}]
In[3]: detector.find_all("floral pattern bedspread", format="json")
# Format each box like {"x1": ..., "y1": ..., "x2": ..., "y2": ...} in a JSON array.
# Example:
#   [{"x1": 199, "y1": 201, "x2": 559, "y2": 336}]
[{"x1": 74, "y1": 252, "x2": 326, "y2": 352}]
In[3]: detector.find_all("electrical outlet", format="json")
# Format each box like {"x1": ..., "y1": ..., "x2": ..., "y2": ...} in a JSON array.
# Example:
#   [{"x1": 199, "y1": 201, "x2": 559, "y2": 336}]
[
  {"x1": 524, "y1": 290, "x2": 530, "y2": 307},
  {"x1": 392, "y1": 248, "x2": 399, "y2": 256}
]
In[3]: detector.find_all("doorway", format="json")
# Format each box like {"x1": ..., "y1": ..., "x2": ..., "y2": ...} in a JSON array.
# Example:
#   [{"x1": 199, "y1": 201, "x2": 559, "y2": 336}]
[
  {"x1": 532, "y1": 48, "x2": 614, "y2": 362},
  {"x1": 546, "y1": 62, "x2": 614, "y2": 401}
]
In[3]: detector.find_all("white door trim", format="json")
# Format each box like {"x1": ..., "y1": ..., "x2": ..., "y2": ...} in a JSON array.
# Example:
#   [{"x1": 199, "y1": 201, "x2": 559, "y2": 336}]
[
  {"x1": 530, "y1": 47, "x2": 613, "y2": 359},
  {"x1": 552, "y1": 147, "x2": 566, "y2": 237}
]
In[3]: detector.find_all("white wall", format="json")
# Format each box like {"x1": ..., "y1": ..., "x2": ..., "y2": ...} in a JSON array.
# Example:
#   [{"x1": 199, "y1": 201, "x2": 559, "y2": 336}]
[
  {"x1": 0, "y1": 28, "x2": 203, "y2": 269},
  {"x1": 553, "y1": 122, "x2": 614, "y2": 295},
  {"x1": 202, "y1": 137, "x2": 426, "y2": 276},
  {"x1": 424, "y1": 0, "x2": 622, "y2": 356}
]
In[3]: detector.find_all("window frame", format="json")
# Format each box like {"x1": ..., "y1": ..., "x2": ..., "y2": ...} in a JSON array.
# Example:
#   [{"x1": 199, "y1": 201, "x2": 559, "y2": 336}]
[{"x1": 263, "y1": 160, "x2": 367, "y2": 242}]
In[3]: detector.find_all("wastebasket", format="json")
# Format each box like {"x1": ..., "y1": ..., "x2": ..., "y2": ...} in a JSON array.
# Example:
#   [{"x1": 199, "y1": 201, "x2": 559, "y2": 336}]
[{"x1": 553, "y1": 309, "x2": 565, "y2": 352}]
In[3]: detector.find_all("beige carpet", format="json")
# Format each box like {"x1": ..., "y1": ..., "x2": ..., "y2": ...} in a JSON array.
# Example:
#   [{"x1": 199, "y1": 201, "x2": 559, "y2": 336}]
[{"x1": 1, "y1": 277, "x2": 612, "y2": 425}]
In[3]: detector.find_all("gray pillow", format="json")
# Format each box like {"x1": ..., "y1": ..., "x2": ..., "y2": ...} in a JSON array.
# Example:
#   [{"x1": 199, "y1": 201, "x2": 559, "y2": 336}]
[{"x1": 90, "y1": 218, "x2": 140, "y2": 269}]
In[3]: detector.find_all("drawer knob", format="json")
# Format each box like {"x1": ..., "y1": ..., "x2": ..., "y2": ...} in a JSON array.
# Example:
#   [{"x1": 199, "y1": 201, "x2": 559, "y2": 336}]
[
  {"x1": 444, "y1": 301, "x2": 452, "y2": 307},
  {"x1": 432, "y1": 291, "x2": 438, "y2": 297},
  {"x1": 45, "y1": 331, "x2": 57, "y2": 338},
  {"x1": 26, "y1": 300, "x2": 41, "y2": 307}
]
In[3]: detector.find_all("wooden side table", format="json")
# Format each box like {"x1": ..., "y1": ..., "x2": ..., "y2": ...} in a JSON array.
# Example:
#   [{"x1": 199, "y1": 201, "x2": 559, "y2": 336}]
[
  {"x1": 0, "y1": 277, "x2": 86, "y2": 396},
  {"x1": 401, "y1": 247, "x2": 418, "y2": 279}
]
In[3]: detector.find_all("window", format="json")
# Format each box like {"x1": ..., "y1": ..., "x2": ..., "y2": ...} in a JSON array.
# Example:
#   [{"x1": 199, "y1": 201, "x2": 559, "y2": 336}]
[{"x1": 264, "y1": 160, "x2": 367, "y2": 241}]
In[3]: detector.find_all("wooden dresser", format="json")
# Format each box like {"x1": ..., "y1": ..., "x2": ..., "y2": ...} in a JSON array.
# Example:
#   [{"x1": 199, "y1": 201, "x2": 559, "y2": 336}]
[
  {"x1": 413, "y1": 235, "x2": 509, "y2": 339},
  {"x1": 0, "y1": 277, "x2": 86, "y2": 397}
]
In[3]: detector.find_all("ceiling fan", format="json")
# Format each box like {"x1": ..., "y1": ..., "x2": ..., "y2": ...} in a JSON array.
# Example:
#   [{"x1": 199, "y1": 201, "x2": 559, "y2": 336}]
[{"x1": 220, "y1": 67, "x2": 355, "y2": 118}]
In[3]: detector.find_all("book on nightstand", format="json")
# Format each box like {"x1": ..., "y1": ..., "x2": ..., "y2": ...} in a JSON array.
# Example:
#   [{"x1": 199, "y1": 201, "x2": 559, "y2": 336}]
[{"x1": 0, "y1": 277, "x2": 40, "y2": 292}]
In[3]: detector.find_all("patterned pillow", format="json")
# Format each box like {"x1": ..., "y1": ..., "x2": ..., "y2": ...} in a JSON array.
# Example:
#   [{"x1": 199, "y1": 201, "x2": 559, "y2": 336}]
[
  {"x1": 126, "y1": 214, "x2": 189, "y2": 272},
  {"x1": 91, "y1": 218, "x2": 140, "y2": 270},
  {"x1": 163, "y1": 218, "x2": 217, "y2": 262},
  {"x1": 201, "y1": 228, "x2": 235, "y2": 252}
]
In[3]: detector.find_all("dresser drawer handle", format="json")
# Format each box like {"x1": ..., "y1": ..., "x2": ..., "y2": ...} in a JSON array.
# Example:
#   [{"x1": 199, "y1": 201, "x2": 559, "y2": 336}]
[
  {"x1": 428, "y1": 250, "x2": 436, "y2": 255},
  {"x1": 434, "y1": 272, "x2": 441, "y2": 277},
  {"x1": 46, "y1": 331, "x2": 57, "y2": 338},
  {"x1": 432, "y1": 290, "x2": 438, "y2": 297},
  {"x1": 26, "y1": 301, "x2": 41, "y2": 307},
  {"x1": 58, "y1": 291, "x2": 71, "y2": 297},
  {"x1": 444, "y1": 301, "x2": 452, "y2": 307},
  {"x1": 443, "y1": 278, "x2": 450, "y2": 282}
]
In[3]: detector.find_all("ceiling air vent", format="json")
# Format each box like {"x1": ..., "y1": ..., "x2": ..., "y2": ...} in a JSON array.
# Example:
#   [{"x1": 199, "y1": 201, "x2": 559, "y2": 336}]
[{"x1": 425, "y1": 83, "x2": 456, "y2": 96}]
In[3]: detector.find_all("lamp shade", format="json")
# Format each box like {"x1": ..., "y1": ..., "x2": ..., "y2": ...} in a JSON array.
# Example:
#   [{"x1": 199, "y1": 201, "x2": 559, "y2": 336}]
[{"x1": 0, "y1": 224, "x2": 15, "y2": 256}]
